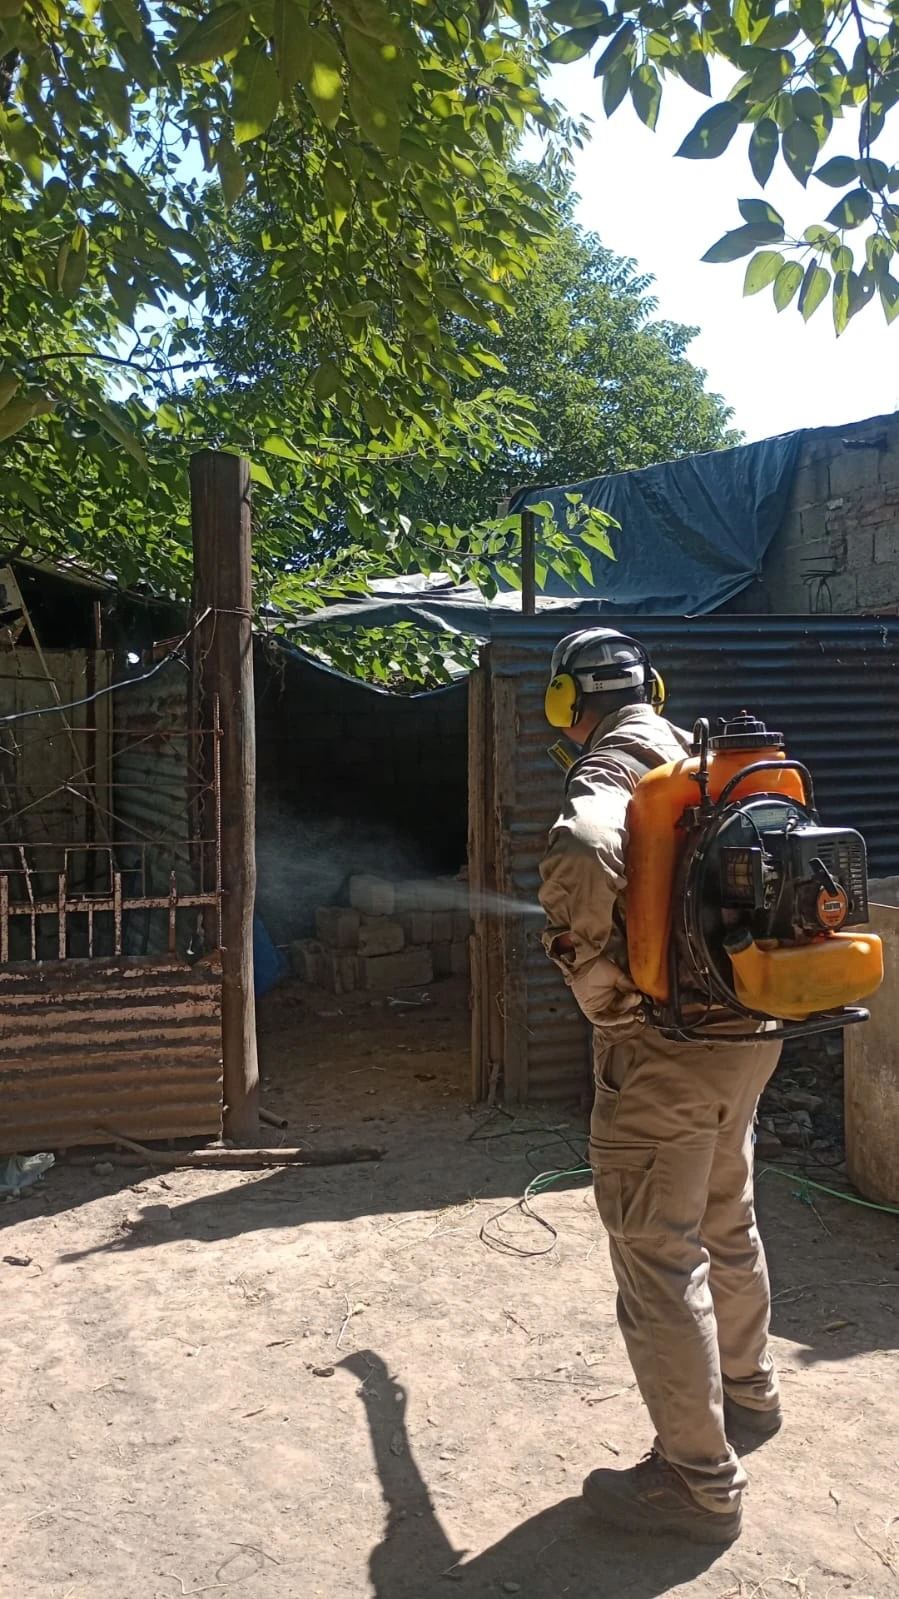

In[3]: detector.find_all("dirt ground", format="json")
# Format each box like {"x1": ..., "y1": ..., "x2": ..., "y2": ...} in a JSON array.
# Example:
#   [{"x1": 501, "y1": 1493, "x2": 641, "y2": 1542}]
[{"x1": 2, "y1": 976, "x2": 898, "y2": 1599}]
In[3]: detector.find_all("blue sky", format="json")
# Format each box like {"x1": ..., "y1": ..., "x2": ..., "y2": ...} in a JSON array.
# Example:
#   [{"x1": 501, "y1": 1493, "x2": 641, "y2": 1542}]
[{"x1": 533, "y1": 60, "x2": 897, "y2": 444}]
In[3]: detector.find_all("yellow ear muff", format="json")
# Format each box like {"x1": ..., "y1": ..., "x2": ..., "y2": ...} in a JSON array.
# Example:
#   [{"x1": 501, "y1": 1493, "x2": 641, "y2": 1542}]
[
  {"x1": 650, "y1": 668, "x2": 666, "y2": 715},
  {"x1": 544, "y1": 672, "x2": 580, "y2": 728}
]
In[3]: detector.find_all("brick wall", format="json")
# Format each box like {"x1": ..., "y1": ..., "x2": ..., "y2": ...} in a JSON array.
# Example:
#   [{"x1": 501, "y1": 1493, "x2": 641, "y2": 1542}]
[{"x1": 726, "y1": 411, "x2": 899, "y2": 616}]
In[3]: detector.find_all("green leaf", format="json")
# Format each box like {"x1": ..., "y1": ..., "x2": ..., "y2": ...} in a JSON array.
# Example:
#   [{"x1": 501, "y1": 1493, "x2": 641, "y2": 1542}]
[
  {"x1": 295, "y1": 24, "x2": 345, "y2": 129},
  {"x1": 43, "y1": 177, "x2": 67, "y2": 218},
  {"x1": 249, "y1": 459, "x2": 275, "y2": 490},
  {"x1": 312, "y1": 359, "x2": 342, "y2": 400},
  {"x1": 677, "y1": 101, "x2": 742, "y2": 160},
  {"x1": 879, "y1": 273, "x2": 899, "y2": 326},
  {"x1": 738, "y1": 198, "x2": 784, "y2": 229},
  {"x1": 542, "y1": 0, "x2": 609, "y2": 24},
  {"x1": 602, "y1": 52, "x2": 631, "y2": 116},
  {"x1": 672, "y1": 39, "x2": 711, "y2": 98},
  {"x1": 592, "y1": 21, "x2": 634, "y2": 77},
  {"x1": 631, "y1": 64, "x2": 661, "y2": 131},
  {"x1": 0, "y1": 392, "x2": 56, "y2": 444},
  {"x1": 362, "y1": 395, "x2": 391, "y2": 432},
  {"x1": 758, "y1": 12, "x2": 798, "y2": 47},
  {"x1": 262, "y1": 433, "x2": 305, "y2": 462},
  {"x1": 826, "y1": 188, "x2": 874, "y2": 229},
  {"x1": 323, "y1": 161, "x2": 353, "y2": 232},
  {"x1": 814, "y1": 156, "x2": 859, "y2": 188},
  {"x1": 798, "y1": 261, "x2": 830, "y2": 321},
  {"x1": 418, "y1": 182, "x2": 462, "y2": 244},
  {"x1": 858, "y1": 158, "x2": 889, "y2": 191},
  {"x1": 217, "y1": 138, "x2": 246, "y2": 206},
  {"x1": 749, "y1": 118, "x2": 778, "y2": 188},
  {"x1": 773, "y1": 260, "x2": 803, "y2": 311},
  {"x1": 703, "y1": 221, "x2": 782, "y2": 264},
  {"x1": 543, "y1": 24, "x2": 603, "y2": 63},
  {"x1": 94, "y1": 65, "x2": 132, "y2": 136},
  {"x1": 232, "y1": 46, "x2": 281, "y2": 144},
  {"x1": 0, "y1": 372, "x2": 21, "y2": 410},
  {"x1": 88, "y1": 400, "x2": 149, "y2": 469},
  {"x1": 175, "y1": 2, "x2": 248, "y2": 65},
  {"x1": 274, "y1": 0, "x2": 311, "y2": 91},
  {"x1": 743, "y1": 250, "x2": 784, "y2": 295},
  {"x1": 782, "y1": 117, "x2": 818, "y2": 187},
  {"x1": 832, "y1": 268, "x2": 850, "y2": 335},
  {"x1": 60, "y1": 223, "x2": 89, "y2": 297},
  {"x1": 1, "y1": 114, "x2": 43, "y2": 186}
]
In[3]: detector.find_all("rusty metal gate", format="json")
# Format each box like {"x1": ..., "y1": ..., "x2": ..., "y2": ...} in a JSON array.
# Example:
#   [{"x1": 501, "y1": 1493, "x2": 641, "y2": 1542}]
[{"x1": 0, "y1": 615, "x2": 224, "y2": 1154}]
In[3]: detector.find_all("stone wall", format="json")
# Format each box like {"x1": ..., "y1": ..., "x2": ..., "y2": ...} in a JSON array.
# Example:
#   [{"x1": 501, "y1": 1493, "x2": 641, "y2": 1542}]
[{"x1": 726, "y1": 411, "x2": 899, "y2": 616}]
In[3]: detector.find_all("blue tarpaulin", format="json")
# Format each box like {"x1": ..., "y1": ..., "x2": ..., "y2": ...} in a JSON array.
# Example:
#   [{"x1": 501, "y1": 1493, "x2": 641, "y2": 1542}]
[{"x1": 508, "y1": 432, "x2": 803, "y2": 615}]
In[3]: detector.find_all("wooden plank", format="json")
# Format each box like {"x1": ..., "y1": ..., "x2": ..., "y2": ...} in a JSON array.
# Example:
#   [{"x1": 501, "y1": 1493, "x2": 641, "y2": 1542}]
[
  {"x1": 189, "y1": 450, "x2": 259, "y2": 1139},
  {"x1": 491, "y1": 673, "x2": 528, "y2": 1103}
]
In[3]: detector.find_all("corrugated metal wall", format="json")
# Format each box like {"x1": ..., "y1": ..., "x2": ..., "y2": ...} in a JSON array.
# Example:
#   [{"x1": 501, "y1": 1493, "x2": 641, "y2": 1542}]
[
  {"x1": 471, "y1": 613, "x2": 899, "y2": 1105},
  {"x1": 0, "y1": 958, "x2": 222, "y2": 1153}
]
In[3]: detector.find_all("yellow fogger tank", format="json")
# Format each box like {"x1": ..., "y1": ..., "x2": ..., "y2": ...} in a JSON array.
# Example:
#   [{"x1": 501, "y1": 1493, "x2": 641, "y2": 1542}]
[{"x1": 625, "y1": 712, "x2": 883, "y2": 1042}]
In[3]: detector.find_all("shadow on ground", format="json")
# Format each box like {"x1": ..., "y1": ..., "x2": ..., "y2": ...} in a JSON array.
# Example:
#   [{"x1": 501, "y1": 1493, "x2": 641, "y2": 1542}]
[{"x1": 339, "y1": 1350, "x2": 723, "y2": 1599}]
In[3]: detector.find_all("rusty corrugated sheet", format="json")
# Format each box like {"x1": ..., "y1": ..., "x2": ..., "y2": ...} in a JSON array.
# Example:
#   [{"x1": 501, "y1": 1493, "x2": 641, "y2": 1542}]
[
  {"x1": 0, "y1": 957, "x2": 222, "y2": 1154},
  {"x1": 475, "y1": 613, "x2": 899, "y2": 1104}
]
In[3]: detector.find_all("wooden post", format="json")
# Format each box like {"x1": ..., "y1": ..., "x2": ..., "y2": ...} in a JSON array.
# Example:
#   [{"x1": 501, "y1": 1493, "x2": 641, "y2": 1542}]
[
  {"x1": 521, "y1": 508, "x2": 536, "y2": 617},
  {"x1": 190, "y1": 450, "x2": 259, "y2": 1140}
]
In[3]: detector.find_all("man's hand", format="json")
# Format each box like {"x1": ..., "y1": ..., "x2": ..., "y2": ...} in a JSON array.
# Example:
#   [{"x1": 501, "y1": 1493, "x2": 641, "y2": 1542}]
[{"x1": 549, "y1": 942, "x2": 644, "y2": 1030}]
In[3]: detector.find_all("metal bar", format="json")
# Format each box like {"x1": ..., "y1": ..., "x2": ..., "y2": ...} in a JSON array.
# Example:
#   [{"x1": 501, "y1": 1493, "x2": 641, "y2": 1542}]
[
  {"x1": 113, "y1": 872, "x2": 123, "y2": 956},
  {"x1": 1, "y1": 876, "x2": 7, "y2": 963},
  {"x1": 213, "y1": 694, "x2": 223, "y2": 951},
  {"x1": 88, "y1": 904, "x2": 94, "y2": 959},
  {"x1": 521, "y1": 509, "x2": 537, "y2": 617},
  {"x1": 3, "y1": 893, "x2": 219, "y2": 916},
  {"x1": 168, "y1": 871, "x2": 178, "y2": 954},
  {"x1": 58, "y1": 872, "x2": 66, "y2": 959}
]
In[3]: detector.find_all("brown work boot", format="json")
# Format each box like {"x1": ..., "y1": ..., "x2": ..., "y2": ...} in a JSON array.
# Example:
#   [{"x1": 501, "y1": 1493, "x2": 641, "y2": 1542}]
[
  {"x1": 723, "y1": 1396, "x2": 783, "y2": 1451},
  {"x1": 582, "y1": 1451, "x2": 742, "y2": 1545}
]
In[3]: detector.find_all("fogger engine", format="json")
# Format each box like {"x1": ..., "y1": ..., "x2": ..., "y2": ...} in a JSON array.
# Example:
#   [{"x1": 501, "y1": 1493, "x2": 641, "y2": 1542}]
[{"x1": 626, "y1": 712, "x2": 883, "y2": 1042}]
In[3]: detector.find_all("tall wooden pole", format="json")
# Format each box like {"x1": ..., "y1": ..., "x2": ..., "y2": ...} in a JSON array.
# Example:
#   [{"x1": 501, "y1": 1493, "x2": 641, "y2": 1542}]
[
  {"x1": 521, "y1": 508, "x2": 537, "y2": 617},
  {"x1": 190, "y1": 450, "x2": 259, "y2": 1139}
]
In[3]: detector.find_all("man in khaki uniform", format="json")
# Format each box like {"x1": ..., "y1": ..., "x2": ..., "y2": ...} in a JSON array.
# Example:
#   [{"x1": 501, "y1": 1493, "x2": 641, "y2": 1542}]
[{"x1": 538, "y1": 628, "x2": 782, "y2": 1546}]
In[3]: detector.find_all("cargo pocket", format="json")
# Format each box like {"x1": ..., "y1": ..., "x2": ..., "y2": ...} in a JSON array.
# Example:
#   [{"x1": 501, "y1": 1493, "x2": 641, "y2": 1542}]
[{"x1": 589, "y1": 1141, "x2": 661, "y2": 1241}]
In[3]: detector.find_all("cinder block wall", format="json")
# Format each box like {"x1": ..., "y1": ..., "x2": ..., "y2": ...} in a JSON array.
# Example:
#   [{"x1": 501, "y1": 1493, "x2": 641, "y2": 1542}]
[{"x1": 726, "y1": 411, "x2": 899, "y2": 615}]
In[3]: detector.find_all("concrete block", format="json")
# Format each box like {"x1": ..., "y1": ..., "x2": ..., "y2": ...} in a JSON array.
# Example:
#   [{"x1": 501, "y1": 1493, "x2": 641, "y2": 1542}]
[
  {"x1": 432, "y1": 942, "x2": 452, "y2": 977},
  {"x1": 394, "y1": 881, "x2": 423, "y2": 912},
  {"x1": 319, "y1": 950, "x2": 361, "y2": 994},
  {"x1": 449, "y1": 941, "x2": 469, "y2": 976},
  {"x1": 316, "y1": 906, "x2": 361, "y2": 948},
  {"x1": 874, "y1": 523, "x2": 899, "y2": 565},
  {"x1": 829, "y1": 448, "x2": 878, "y2": 500},
  {"x1": 452, "y1": 911, "x2": 471, "y2": 941},
  {"x1": 432, "y1": 911, "x2": 454, "y2": 943},
  {"x1": 349, "y1": 875, "x2": 395, "y2": 916},
  {"x1": 856, "y1": 563, "x2": 899, "y2": 610},
  {"x1": 401, "y1": 910, "x2": 433, "y2": 944},
  {"x1": 790, "y1": 457, "x2": 830, "y2": 509},
  {"x1": 358, "y1": 947, "x2": 433, "y2": 991},
  {"x1": 810, "y1": 571, "x2": 858, "y2": 612},
  {"x1": 291, "y1": 939, "x2": 323, "y2": 983},
  {"x1": 358, "y1": 916, "x2": 404, "y2": 957}
]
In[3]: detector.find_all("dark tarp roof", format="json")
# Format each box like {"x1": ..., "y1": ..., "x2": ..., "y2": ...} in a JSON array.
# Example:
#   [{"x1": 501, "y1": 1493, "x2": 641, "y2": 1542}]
[
  {"x1": 291, "y1": 430, "x2": 803, "y2": 638},
  {"x1": 508, "y1": 431, "x2": 803, "y2": 616}
]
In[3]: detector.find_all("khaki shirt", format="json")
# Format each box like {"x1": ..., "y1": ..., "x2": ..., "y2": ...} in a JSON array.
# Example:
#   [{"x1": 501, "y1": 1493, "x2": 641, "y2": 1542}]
[{"x1": 538, "y1": 705, "x2": 691, "y2": 1029}]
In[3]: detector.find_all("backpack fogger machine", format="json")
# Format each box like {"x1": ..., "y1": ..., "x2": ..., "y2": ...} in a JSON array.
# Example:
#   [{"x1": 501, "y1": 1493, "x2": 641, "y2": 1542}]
[{"x1": 626, "y1": 713, "x2": 884, "y2": 1042}]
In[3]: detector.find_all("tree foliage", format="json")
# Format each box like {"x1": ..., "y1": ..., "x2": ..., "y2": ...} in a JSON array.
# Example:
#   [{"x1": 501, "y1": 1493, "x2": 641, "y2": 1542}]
[
  {"x1": 0, "y1": 0, "x2": 581, "y2": 593},
  {"x1": 542, "y1": 0, "x2": 899, "y2": 334},
  {"x1": 395, "y1": 194, "x2": 738, "y2": 532}
]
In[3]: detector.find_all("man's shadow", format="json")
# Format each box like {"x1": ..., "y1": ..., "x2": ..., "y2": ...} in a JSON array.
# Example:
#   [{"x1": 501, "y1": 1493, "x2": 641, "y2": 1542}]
[{"x1": 341, "y1": 1352, "x2": 723, "y2": 1598}]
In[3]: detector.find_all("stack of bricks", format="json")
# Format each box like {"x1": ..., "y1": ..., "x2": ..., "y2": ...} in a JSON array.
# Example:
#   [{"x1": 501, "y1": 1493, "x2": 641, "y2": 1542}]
[{"x1": 292, "y1": 874, "x2": 471, "y2": 995}]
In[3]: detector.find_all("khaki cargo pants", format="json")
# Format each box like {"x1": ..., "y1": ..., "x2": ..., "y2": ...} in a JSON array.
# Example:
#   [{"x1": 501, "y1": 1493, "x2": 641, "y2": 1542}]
[{"x1": 590, "y1": 1025, "x2": 781, "y2": 1512}]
